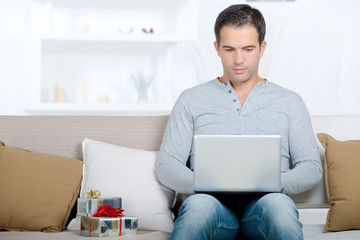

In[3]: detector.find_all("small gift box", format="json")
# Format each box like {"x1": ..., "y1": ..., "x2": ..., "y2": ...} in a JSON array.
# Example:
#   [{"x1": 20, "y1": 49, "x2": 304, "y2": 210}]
[
  {"x1": 80, "y1": 216, "x2": 138, "y2": 237},
  {"x1": 77, "y1": 197, "x2": 122, "y2": 217}
]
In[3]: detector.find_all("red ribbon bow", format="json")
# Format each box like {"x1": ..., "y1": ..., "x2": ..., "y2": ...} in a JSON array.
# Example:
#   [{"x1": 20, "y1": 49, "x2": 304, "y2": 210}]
[{"x1": 93, "y1": 205, "x2": 124, "y2": 217}]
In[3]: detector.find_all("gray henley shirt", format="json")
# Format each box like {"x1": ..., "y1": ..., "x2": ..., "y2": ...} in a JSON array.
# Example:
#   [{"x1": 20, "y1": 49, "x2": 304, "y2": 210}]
[{"x1": 156, "y1": 79, "x2": 322, "y2": 195}]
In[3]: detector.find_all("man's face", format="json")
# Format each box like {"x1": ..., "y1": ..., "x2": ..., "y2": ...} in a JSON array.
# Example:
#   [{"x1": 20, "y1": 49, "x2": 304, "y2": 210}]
[{"x1": 214, "y1": 24, "x2": 266, "y2": 83}]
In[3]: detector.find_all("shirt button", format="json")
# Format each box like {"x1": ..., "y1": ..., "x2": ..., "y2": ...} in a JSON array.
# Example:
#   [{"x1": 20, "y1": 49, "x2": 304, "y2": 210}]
[
  {"x1": 228, "y1": 90, "x2": 232, "y2": 93},
  {"x1": 233, "y1": 99, "x2": 236, "y2": 102},
  {"x1": 237, "y1": 108, "x2": 240, "y2": 111},
  {"x1": 224, "y1": 82, "x2": 228, "y2": 86}
]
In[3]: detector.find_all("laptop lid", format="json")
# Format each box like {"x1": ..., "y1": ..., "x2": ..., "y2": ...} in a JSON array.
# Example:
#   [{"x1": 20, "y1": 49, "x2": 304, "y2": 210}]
[{"x1": 193, "y1": 135, "x2": 281, "y2": 193}]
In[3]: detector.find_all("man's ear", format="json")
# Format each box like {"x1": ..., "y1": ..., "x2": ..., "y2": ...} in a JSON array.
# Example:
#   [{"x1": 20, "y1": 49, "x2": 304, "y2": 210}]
[
  {"x1": 214, "y1": 41, "x2": 221, "y2": 57},
  {"x1": 260, "y1": 40, "x2": 267, "y2": 58}
]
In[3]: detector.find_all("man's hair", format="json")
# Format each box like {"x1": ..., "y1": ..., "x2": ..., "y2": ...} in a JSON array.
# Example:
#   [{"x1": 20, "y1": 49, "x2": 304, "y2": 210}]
[{"x1": 214, "y1": 4, "x2": 266, "y2": 45}]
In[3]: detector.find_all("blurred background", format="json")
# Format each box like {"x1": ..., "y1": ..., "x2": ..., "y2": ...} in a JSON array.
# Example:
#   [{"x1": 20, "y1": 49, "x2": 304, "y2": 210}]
[{"x1": 0, "y1": 0, "x2": 359, "y2": 115}]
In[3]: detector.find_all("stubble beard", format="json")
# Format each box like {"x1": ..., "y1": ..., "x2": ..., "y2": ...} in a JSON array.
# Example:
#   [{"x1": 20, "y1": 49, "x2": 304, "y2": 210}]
[
  {"x1": 227, "y1": 70, "x2": 251, "y2": 83},
  {"x1": 228, "y1": 66, "x2": 259, "y2": 84}
]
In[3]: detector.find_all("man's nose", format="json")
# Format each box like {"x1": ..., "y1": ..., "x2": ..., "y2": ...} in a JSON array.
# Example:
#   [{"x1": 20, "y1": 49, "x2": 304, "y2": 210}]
[{"x1": 234, "y1": 51, "x2": 244, "y2": 65}]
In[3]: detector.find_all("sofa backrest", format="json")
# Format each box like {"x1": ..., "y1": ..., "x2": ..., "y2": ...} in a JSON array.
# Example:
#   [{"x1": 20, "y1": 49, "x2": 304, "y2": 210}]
[
  {"x1": 0, "y1": 115, "x2": 169, "y2": 159},
  {"x1": 1, "y1": 115, "x2": 359, "y2": 209}
]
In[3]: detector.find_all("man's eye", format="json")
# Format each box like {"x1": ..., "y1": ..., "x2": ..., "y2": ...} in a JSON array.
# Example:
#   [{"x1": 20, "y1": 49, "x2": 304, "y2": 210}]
[
  {"x1": 225, "y1": 49, "x2": 233, "y2": 52},
  {"x1": 245, "y1": 48, "x2": 253, "y2": 52}
]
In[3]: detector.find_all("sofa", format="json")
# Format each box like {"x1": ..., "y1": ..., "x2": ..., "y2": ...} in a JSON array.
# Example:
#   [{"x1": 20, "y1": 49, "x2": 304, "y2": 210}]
[{"x1": 0, "y1": 115, "x2": 359, "y2": 240}]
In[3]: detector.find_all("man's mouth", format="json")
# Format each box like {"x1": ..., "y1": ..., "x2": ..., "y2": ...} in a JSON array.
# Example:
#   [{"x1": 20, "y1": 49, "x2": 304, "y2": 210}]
[{"x1": 233, "y1": 68, "x2": 246, "y2": 74}]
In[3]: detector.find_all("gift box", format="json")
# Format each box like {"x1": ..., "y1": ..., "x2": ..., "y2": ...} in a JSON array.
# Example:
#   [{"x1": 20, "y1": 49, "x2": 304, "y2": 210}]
[
  {"x1": 80, "y1": 216, "x2": 138, "y2": 237},
  {"x1": 77, "y1": 197, "x2": 122, "y2": 217}
]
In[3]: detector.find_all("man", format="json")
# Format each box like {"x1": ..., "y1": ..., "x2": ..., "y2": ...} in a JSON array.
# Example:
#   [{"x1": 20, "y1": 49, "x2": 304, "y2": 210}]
[{"x1": 157, "y1": 4, "x2": 322, "y2": 240}]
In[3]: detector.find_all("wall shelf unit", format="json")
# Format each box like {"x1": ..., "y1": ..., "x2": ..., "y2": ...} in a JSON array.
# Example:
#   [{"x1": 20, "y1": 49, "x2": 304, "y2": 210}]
[{"x1": 23, "y1": 0, "x2": 197, "y2": 115}]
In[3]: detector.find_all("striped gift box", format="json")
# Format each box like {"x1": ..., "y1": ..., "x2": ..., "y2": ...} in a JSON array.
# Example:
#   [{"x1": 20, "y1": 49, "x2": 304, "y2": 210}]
[{"x1": 80, "y1": 216, "x2": 138, "y2": 237}]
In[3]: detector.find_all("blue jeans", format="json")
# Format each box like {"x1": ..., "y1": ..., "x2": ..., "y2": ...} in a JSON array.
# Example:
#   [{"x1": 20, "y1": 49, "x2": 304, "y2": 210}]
[{"x1": 170, "y1": 193, "x2": 303, "y2": 240}]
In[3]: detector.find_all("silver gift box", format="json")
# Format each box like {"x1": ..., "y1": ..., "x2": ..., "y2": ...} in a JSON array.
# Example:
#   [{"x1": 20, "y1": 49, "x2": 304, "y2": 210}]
[
  {"x1": 77, "y1": 197, "x2": 122, "y2": 217},
  {"x1": 80, "y1": 216, "x2": 138, "y2": 237}
]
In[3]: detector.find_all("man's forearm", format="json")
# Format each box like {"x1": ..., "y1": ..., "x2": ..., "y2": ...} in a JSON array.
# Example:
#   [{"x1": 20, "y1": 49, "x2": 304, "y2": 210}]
[
  {"x1": 157, "y1": 158, "x2": 195, "y2": 194},
  {"x1": 281, "y1": 160, "x2": 322, "y2": 195}
]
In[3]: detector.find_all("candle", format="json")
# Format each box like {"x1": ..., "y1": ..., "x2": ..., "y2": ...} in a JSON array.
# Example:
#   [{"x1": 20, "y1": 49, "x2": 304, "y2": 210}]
[
  {"x1": 76, "y1": 82, "x2": 86, "y2": 103},
  {"x1": 99, "y1": 94, "x2": 109, "y2": 103},
  {"x1": 55, "y1": 83, "x2": 65, "y2": 102}
]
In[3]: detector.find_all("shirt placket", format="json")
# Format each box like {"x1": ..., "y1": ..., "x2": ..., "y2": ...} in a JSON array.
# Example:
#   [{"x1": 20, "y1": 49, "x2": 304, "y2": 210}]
[{"x1": 223, "y1": 81, "x2": 242, "y2": 114}]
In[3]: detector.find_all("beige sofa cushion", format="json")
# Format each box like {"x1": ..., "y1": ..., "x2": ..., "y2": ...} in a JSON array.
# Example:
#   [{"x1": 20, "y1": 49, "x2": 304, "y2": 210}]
[
  {"x1": 0, "y1": 142, "x2": 83, "y2": 232},
  {"x1": 317, "y1": 133, "x2": 360, "y2": 232}
]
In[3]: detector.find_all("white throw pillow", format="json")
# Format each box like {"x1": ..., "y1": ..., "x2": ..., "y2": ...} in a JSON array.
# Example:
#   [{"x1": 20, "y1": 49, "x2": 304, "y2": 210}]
[{"x1": 68, "y1": 138, "x2": 175, "y2": 232}]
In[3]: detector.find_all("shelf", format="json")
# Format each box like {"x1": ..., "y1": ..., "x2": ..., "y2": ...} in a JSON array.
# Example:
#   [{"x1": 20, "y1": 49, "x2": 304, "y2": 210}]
[
  {"x1": 39, "y1": 32, "x2": 194, "y2": 42},
  {"x1": 25, "y1": 103, "x2": 172, "y2": 116}
]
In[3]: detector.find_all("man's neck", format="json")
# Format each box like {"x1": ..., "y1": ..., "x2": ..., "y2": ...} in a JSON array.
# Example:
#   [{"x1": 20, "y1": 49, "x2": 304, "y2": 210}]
[{"x1": 218, "y1": 75, "x2": 265, "y2": 106}]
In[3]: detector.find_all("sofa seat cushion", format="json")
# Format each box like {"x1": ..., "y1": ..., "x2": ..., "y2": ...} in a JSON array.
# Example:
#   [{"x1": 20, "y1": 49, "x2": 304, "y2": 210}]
[
  {"x1": 0, "y1": 230, "x2": 171, "y2": 240},
  {"x1": 303, "y1": 224, "x2": 360, "y2": 240}
]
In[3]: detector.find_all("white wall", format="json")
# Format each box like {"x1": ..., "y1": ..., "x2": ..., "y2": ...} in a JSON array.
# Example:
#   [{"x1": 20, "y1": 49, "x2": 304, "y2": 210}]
[
  {"x1": 1, "y1": 0, "x2": 360, "y2": 115},
  {"x1": 191, "y1": 0, "x2": 360, "y2": 115},
  {"x1": 0, "y1": 0, "x2": 27, "y2": 115}
]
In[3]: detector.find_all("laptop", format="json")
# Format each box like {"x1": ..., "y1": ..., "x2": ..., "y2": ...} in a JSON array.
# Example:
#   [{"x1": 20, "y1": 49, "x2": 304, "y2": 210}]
[{"x1": 193, "y1": 135, "x2": 281, "y2": 193}]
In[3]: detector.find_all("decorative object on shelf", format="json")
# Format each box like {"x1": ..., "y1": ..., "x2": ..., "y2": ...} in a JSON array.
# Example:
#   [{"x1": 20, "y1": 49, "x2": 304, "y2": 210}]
[
  {"x1": 99, "y1": 94, "x2": 109, "y2": 103},
  {"x1": 41, "y1": 87, "x2": 49, "y2": 103},
  {"x1": 118, "y1": 27, "x2": 133, "y2": 34},
  {"x1": 76, "y1": 82, "x2": 86, "y2": 103},
  {"x1": 247, "y1": 0, "x2": 295, "y2": 2},
  {"x1": 129, "y1": 70, "x2": 154, "y2": 101},
  {"x1": 55, "y1": 82, "x2": 66, "y2": 102},
  {"x1": 80, "y1": 23, "x2": 90, "y2": 33},
  {"x1": 142, "y1": 27, "x2": 154, "y2": 34}
]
